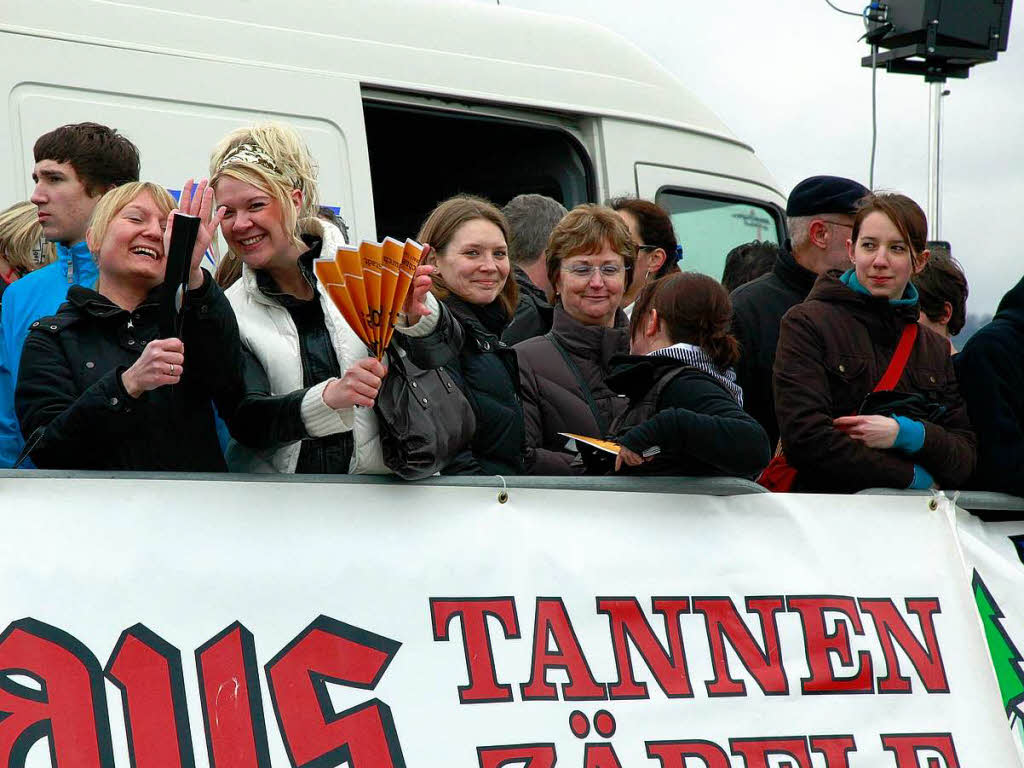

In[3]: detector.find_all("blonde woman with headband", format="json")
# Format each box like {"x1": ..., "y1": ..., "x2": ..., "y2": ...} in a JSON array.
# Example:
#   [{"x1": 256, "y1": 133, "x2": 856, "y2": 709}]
[
  {"x1": 0, "y1": 202, "x2": 55, "y2": 304},
  {"x1": 14, "y1": 180, "x2": 260, "y2": 470},
  {"x1": 212, "y1": 122, "x2": 438, "y2": 474}
]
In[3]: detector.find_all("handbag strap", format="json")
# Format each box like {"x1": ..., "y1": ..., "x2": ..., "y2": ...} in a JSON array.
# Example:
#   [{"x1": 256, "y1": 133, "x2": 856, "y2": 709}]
[
  {"x1": 545, "y1": 332, "x2": 608, "y2": 435},
  {"x1": 873, "y1": 323, "x2": 919, "y2": 393}
]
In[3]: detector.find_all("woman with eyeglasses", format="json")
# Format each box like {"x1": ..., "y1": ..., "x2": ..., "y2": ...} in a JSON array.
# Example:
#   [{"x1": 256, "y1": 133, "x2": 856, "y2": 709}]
[
  {"x1": 514, "y1": 205, "x2": 634, "y2": 474},
  {"x1": 608, "y1": 197, "x2": 681, "y2": 317}
]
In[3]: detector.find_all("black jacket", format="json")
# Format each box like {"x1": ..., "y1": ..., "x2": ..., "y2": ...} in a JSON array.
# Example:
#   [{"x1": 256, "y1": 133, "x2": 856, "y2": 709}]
[
  {"x1": 403, "y1": 294, "x2": 525, "y2": 475},
  {"x1": 730, "y1": 245, "x2": 817, "y2": 447},
  {"x1": 515, "y1": 306, "x2": 629, "y2": 474},
  {"x1": 956, "y1": 275, "x2": 1024, "y2": 495},
  {"x1": 15, "y1": 272, "x2": 288, "y2": 471},
  {"x1": 501, "y1": 266, "x2": 553, "y2": 347},
  {"x1": 606, "y1": 354, "x2": 771, "y2": 477}
]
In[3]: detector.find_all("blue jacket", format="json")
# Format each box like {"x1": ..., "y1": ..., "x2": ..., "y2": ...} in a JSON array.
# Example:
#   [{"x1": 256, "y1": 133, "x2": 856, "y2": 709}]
[{"x1": 0, "y1": 241, "x2": 97, "y2": 467}]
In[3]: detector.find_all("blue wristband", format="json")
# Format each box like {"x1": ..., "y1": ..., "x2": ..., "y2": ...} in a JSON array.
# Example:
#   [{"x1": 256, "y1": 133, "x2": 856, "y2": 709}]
[
  {"x1": 909, "y1": 464, "x2": 934, "y2": 489},
  {"x1": 892, "y1": 416, "x2": 925, "y2": 454}
]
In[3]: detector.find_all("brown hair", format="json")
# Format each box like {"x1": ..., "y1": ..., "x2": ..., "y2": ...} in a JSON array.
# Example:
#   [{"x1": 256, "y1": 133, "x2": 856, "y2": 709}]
[
  {"x1": 629, "y1": 272, "x2": 740, "y2": 370},
  {"x1": 607, "y1": 196, "x2": 679, "y2": 278},
  {"x1": 417, "y1": 195, "x2": 518, "y2": 318},
  {"x1": 851, "y1": 192, "x2": 928, "y2": 268},
  {"x1": 0, "y1": 202, "x2": 55, "y2": 278},
  {"x1": 545, "y1": 204, "x2": 636, "y2": 292},
  {"x1": 914, "y1": 254, "x2": 969, "y2": 335},
  {"x1": 33, "y1": 122, "x2": 140, "y2": 197}
]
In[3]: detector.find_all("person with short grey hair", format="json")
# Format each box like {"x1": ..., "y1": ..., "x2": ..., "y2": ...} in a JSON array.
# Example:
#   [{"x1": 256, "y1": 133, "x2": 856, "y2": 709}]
[{"x1": 501, "y1": 193, "x2": 567, "y2": 346}]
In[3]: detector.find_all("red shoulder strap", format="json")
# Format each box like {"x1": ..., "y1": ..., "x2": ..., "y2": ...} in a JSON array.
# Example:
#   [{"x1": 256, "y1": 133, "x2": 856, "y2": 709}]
[{"x1": 873, "y1": 323, "x2": 919, "y2": 392}]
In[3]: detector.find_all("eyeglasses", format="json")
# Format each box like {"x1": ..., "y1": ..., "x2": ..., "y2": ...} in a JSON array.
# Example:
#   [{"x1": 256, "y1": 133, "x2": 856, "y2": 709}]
[
  {"x1": 819, "y1": 219, "x2": 853, "y2": 230},
  {"x1": 561, "y1": 264, "x2": 629, "y2": 279}
]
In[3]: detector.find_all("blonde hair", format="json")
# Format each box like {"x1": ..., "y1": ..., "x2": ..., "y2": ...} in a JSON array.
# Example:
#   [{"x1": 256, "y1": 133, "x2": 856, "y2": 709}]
[
  {"x1": 86, "y1": 182, "x2": 176, "y2": 256},
  {"x1": 0, "y1": 202, "x2": 55, "y2": 277},
  {"x1": 209, "y1": 122, "x2": 320, "y2": 254}
]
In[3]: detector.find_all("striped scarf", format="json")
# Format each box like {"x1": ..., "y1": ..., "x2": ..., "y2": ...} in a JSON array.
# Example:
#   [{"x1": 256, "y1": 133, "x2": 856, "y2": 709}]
[{"x1": 648, "y1": 343, "x2": 744, "y2": 406}]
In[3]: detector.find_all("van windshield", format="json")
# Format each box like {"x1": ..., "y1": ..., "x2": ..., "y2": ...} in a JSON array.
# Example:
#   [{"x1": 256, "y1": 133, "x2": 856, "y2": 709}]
[{"x1": 656, "y1": 190, "x2": 782, "y2": 279}]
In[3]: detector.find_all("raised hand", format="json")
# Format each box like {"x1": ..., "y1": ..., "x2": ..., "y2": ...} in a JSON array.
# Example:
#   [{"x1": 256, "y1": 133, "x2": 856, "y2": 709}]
[
  {"x1": 401, "y1": 253, "x2": 436, "y2": 325},
  {"x1": 121, "y1": 338, "x2": 185, "y2": 398},
  {"x1": 322, "y1": 357, "x2": 388, "y2": 410},
  {"x1": 164, "y1": 178, "x2": 227, "y2": 289}
]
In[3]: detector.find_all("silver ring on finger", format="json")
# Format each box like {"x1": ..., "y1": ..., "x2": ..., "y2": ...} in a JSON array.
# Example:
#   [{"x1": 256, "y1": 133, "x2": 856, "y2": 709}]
[{"x1": 168, "y1": 363, "x2": 175, "y2": 376}]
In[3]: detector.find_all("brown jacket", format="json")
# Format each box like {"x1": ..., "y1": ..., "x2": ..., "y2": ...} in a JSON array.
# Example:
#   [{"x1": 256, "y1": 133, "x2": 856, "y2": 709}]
[
  {"x1": 774, "y1": 271, "x2": 976, "y2": 493},
  {"x1": 515, "y1": 305, "x2": 629, "y2": 474}
]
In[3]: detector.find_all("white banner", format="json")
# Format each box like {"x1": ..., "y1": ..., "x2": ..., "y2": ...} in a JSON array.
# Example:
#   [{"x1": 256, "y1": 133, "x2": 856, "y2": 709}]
[
  {"x1": 0, "y1": 477, "x2": 1019, "y2": 768},
  {"x1": 951, "y1": 507, "x2": 1024, "y2": 764}
]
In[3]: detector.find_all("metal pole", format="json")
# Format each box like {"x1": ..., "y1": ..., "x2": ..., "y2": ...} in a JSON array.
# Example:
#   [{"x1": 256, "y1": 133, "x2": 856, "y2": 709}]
[{"x1": 927, "y1": 81, "x2": 943, "y2": 239}]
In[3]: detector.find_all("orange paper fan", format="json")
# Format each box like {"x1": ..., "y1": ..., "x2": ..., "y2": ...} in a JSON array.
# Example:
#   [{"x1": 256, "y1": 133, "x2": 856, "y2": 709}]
[{"x1": 317, "y1": 238, "x2": 427, "y2": 359}]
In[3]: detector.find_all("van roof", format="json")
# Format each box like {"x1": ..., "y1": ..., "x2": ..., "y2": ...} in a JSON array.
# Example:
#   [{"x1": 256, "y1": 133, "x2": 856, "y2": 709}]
[{"x1": 4, "y1": 0, "x2": 747, "y2": 148}]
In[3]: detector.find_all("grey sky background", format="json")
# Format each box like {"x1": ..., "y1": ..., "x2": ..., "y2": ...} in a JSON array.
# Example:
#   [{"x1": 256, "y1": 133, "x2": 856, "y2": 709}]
[{"x1": 476, "y1": 0, "x2": 1023, "y2": 318}]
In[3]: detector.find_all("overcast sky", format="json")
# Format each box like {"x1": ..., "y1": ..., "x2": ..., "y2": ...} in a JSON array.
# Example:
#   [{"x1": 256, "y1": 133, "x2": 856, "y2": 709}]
[{"x1": 477, "y1": 0, "x2": 1023, "y2": 318}]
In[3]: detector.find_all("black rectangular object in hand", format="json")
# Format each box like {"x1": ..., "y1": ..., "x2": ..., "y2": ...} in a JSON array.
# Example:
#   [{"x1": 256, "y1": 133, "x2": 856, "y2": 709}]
[{"x1": 159, "y1": 213, "x2": 201, "y2": 339}]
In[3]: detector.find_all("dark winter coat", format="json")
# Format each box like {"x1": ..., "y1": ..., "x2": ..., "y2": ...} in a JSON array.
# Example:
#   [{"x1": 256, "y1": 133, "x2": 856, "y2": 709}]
[
  {"x1": 515, "y1": 305, "x2": 629, "y2": 474},
  {"x1": 502, "y1": 266, "x2": 553, "y2": 347},
  {"x1": 403, "y1": 294, "x2": 524, "y2": 475},
  {"x1": 14, "y1": 272, "x2": 280, "y2": 471},
  {"x1": 774, "y1": 271, "x2": 976, "y2": 493},
  {"x1": 606, "y1": 354, "x2": 770, "y2": 477},
  {"x1": 955, "y1": 275, "x2": 1024, "y2": 495},
  {"x1": 730, "y1": 245, "x2": 817, "y2": 447}
]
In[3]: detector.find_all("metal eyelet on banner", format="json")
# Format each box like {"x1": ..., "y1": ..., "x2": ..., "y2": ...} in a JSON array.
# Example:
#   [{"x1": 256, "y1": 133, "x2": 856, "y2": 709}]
[{"x1": 496, "y1": 475, "x2": 508, "y2": 504}]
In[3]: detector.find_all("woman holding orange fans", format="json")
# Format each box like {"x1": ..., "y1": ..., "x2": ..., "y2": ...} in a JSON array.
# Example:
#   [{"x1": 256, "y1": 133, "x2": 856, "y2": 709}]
[{"x1": 210, "y1": 122, "x2": 439, "y2": 474}]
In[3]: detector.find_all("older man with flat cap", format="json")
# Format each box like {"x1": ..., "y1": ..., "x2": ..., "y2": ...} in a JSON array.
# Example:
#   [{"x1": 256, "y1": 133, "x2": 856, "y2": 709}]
[{"x1": 731, "y1": 175, "x2": 869, "y2": 447}]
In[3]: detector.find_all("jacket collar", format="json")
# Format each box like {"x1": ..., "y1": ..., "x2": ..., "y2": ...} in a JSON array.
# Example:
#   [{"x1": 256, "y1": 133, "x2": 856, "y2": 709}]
[
  {"x1": 994, "y1": 273, "x2": 1024, "y2": 327},
  {"x1": 513, "y1": 265, "x2": 550, "y2": 306},
  {"x1": 56, "y1": 241, "x2": 99, "y2": 287},
  {"x1": 606, "y1": 353, "x2": 696, "y2": 400},
  {"x1": 771, "y1": 242, "x2": 818, "y2": 296},
  {"x1": 66, "y1": 283, "x2": 159, "y2": 319},
  {"x1": 806, "y1": 270, "x2": 921, "y2": 327},
  {"x1": 550, "y1": 304, "x2": 628, "y2": 368},
  {"x1": 444, "y1": 294, "x2": 509, "y2": 341}
]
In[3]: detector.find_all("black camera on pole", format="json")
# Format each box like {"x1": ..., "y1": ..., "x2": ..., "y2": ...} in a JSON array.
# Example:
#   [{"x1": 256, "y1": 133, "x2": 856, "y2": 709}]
[{"x1": 862, "y1": 0, "x2": 1014, "y2": 81}]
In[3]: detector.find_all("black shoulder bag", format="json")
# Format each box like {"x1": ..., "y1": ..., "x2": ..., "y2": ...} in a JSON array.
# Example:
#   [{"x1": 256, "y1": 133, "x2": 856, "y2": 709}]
[{"x1": 374, "y1": 342, "x2": 476, "y2": 480}]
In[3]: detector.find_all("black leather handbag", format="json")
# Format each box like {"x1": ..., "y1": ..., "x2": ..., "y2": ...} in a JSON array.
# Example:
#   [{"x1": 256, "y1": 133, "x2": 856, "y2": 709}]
[{"x1": 374, "y1": 343, "x2": 476, "y2": 480}]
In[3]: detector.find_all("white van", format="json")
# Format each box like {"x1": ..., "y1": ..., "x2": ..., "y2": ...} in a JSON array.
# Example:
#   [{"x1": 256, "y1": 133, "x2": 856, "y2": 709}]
[{"x1": 0, "y1": 0, "x2": 786, "y2": 277}]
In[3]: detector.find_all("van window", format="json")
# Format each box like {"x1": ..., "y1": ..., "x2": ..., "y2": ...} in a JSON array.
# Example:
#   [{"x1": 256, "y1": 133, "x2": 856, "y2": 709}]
[
  {"x1": 363, "y1": 101, "x2": 594, "y2": 240},
  {"x1": 656, "y1": 189, "x2": 782, "y2": 279}
]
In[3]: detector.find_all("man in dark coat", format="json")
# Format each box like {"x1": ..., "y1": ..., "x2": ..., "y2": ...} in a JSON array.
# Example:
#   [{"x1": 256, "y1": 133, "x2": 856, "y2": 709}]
[
  {"x1": 501, "y1": 194, "x2": 566, "y2": 346},
  {"x1": 731, "y1": 175, "x2": 869, "y2": 446},
  {"x1": 955, "y1": 275, "x2": 1024, "y2": 495}
]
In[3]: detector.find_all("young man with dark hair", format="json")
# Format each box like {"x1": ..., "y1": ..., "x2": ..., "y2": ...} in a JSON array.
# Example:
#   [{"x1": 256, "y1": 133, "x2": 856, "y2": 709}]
[
  {"x1": 0, "y1": 122, "x2": 140, "y2": 467},
  {"x1": 501, "y1": 193, "x2": 567, "y2": 346},
  {"x1": 913, "y1": 251, "x2": 968, "y2": 352}
]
